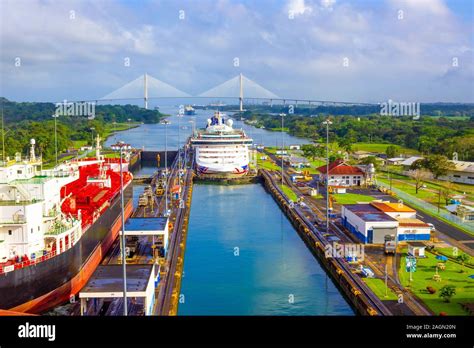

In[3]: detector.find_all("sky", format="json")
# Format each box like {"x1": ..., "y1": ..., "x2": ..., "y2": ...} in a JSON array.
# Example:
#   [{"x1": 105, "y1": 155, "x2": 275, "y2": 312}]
[{"x1": 0, "y1": 0, "x2": 473, "y2": 103}]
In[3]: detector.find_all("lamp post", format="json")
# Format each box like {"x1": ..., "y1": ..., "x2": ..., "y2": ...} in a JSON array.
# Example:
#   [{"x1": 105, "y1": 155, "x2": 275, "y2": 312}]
[
  {"x1": 322, "y1": 119, "x2": 332, "y2": 233},
  {"x1": 90, "y1": 127, "x2": 95, "y2": 147},
  {"x1": 186, "y1": 118, "x2": 196, "y2": 170},
  {"x1": 111, "y1": 141, "x2": 131, "y2": 316},
  {"x1": 177, "y1": 109, "x2": 184, "y2": 172},
  {"x1": 127, "y1": 118, "x2": 131, "y2": 130},
  {"x1": 1, "y1": 111, "x2": 11, "y2": 165},
  {"x1": 189, "y1": 118, "x2": 196, "y2": 136},
  {"x1": 1, "y1": 110, "x2": 4, "y2": 164},
  {"x1": 279, "y1": 113, "x2": 286, "y2": 187},
  {"x1": 52, "y1": 114, "x2": 59, "y2": 166},
  {"x1": 113, "y1": 121, "x2": 117, "y2": 142},
  {"x1": 161, "y1": 119, "x2": 170, "y2": 216}
]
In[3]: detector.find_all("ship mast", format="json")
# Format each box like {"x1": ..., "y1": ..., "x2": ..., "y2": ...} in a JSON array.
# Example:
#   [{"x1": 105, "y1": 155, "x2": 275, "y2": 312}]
[{"x1": 95, "y1": 134, "x2": 102, "y2": 160}]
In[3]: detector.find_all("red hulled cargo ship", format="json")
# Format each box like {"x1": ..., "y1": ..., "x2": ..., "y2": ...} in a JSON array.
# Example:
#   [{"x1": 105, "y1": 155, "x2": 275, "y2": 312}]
[{"x1": 0, "y1": 138, "x2": 133, "y2": 313}]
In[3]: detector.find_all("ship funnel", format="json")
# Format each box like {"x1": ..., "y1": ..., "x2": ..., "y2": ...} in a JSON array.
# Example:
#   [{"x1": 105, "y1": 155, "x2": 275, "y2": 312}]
[{"x1": 30, "y1": 139, "x2": 36, "y2": 162}]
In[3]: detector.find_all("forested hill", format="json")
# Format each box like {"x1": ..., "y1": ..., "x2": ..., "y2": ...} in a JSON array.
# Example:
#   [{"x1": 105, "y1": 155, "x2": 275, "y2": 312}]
[
  {"x1": 225, "y1": 103, "x2": 474, "y2": 117},
  {"x1": 0, "y1": 97, "x2": 163, "y2": 124},
  {"x1": 0, "y1": 98, "x2": 165, "y2": 162},
  {"x1": 241, "y1": 113, "x2": 474, "y2": 161}
]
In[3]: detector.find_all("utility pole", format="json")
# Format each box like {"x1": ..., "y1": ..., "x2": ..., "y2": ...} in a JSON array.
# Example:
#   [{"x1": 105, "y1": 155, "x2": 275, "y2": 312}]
[
  {"x1": 163, "y1": 119, "x2": 170, "y2": 216},
  {"x1": 90, "y1": 127, "x2": 95, "y2": 147},
  {"x1": 1, "y1": 110, "x2": 5, "y2": 164},
  {"x1": 279, "y1": 113, "x2": 285, "y2": 187},
  {"x1": 111, "y1": 141, "x2": 131, "y2": 315},
  {"x1": 322, "y1": 119, "x2": 332, "y2": 233},
  {"x1": 438, "y1": 188, "x2": 441, "y2": 213},
  {"x1": 178, "y1": 108, "x2": 183, "y2": 172},
  {"x1": 53, "y1": 114, "x2": 59, "y2": 165}
]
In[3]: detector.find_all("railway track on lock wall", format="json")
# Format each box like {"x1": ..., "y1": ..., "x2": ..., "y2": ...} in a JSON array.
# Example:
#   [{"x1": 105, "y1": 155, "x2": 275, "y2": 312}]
[
  {"x1": 262, "y1": 169, "x2": 392, "y2": 316},
  {"x1": 155, "y1": 153, "x2": 194, "y2": 315}
]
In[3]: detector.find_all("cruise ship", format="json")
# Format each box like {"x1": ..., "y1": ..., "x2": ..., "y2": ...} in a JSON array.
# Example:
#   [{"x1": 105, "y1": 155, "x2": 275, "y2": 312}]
[
  {"x1": 184, "y1": 105, "x2": 196, "y2": 115},
  {"x1": 0, "y1": 137, "x2": 133, "y2": 313},
  {"x1": 190, "y1": 111, "x2": 253, "y2": 177}
]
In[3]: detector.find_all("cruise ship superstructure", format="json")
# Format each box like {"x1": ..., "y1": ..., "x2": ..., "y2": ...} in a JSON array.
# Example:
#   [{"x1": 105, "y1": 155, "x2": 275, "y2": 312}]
[{"x1": 190, "y1": 111, "x2": 252, "y2": 177}]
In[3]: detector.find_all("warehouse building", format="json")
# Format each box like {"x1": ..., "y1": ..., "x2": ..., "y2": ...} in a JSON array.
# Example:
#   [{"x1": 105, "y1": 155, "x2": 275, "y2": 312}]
[
  {"x1": 341, "y1": 202, "x2": 431, "y2": 244},
  {"x1": 341, "y1": 204, "x2": 398, "y2": 244}
]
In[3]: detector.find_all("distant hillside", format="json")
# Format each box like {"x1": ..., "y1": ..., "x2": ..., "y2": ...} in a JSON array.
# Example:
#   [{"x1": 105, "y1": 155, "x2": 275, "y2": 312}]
[
  {"x1": 0, "y1": 97, "x2": 164, "y2": 124},
  {"x1": 241, "y1": 112, "x2": 474, "y2": 161},
  {"x1": 0, "y1": 98, "x2": 165, "y2": 162},
  {"x1": 223, "y1": 103, "x2": 474, "y2": 117}
]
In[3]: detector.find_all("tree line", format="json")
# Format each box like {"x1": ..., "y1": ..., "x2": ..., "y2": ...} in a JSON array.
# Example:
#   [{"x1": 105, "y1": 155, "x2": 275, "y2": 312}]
[
  {"x1": 1, "y1": 98, "x2": 164, "y2": 162},
  {"x1": 242, "y1": 112, "x2": 474, "y2": 161}
]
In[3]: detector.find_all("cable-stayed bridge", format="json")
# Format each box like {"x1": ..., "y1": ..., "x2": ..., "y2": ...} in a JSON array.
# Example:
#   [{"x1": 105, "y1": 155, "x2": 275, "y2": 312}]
[{"x1": 91, "y1": 73, "x2": 373, "y2": 111}]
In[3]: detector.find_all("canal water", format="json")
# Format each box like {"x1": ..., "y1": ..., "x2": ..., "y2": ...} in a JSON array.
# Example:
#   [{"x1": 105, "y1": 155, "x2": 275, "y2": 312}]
[
  {"x1": 178, "y1": 184, "x2": 354, "y2": 315},
  {"x1": 104, "y1": 105, "x2": 311, "y2": 150},
  {"x1": 116, "y1": 113, "x2": 351, "y2": 315}
]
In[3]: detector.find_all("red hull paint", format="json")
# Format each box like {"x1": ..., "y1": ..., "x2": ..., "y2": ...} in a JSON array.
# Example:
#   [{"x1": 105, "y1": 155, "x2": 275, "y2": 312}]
[{"x1": 9, "y1": 201, "x2": 133, "y2": 314}]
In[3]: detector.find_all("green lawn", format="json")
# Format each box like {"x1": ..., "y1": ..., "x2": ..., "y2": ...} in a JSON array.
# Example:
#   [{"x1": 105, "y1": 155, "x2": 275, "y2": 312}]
[
  {"x1": 103, "y1": 122, "x2": 140, "y2": 139},
  {"x1": 279, "y1": 184, "x2": 298, "y2": 202},
  {"x1": 104, "y1": 152, "x2": 121, "y2": 159},
  {"x1": 399, "y1": 250, "x2": 474, "y2": 315},
  {"x1": 257, "y1": 153, "x2": 281, "y2": 171},
  {"x1": 42, "y1": 154, "x2": 77, "y2": 169},
  {"x1": 380, "y1": 171, "x2": 474, "y2": 202},
  {"x1": 377, "y1": 176, "x2": 439, "y2": 205},
  {"x1": 333, "y1": 193, "x2": 375, "y2": 204},
  {"x1": 268, "y1": 127, "x2": 290, "y2": 132},
  {"x1": 71, "y1": 140, "x2": 88, "y2": 148},
  {"x1": 362, "y1": 278, "x2": 398, "y2": 300},
  {"x1": 352, "y1": 143, "x2": 419, "y2": 155},
  {"x1": 433, "y1": 248, "x2": 474, "y2": 267}
]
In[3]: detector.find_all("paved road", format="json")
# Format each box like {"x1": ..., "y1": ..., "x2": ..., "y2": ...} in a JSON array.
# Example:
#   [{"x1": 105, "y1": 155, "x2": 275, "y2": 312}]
[{"x1": 350, "y1": 188, "x2": 474, "y2": 254}]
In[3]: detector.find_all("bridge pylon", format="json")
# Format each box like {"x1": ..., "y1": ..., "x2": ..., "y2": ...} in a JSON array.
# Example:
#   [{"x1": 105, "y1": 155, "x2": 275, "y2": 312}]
[
  {"x1": 239, "y1": 73, "x2": 243, "y2": 112},
  {"x1": 144, "y1": 73, "x2": 148, "y2": 109}
]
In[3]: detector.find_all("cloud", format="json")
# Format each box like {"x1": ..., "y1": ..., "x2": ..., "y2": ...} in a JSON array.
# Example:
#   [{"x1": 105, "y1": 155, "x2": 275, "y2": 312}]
[
  {"x1": 287, "y1": 0, "x2": 313, "y2": 16},
  {"x1": 0, "y1": 0, "x2": 472, "y2": 102}
]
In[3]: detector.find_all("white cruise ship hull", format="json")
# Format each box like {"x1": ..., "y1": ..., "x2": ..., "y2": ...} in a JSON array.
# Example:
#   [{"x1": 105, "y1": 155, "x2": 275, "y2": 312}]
[
  {"x1": 196, "y1": 163, "x2": 249, "y2": 176},
  {"x1": 191, "y1": 111, "x2": 252, "y2": 178}
]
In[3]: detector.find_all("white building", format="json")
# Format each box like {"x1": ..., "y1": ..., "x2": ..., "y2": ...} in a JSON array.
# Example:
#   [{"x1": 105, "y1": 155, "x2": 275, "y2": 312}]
[
  {"x1": 438, "y1": 160, "x2": 474, "y2": 185},
  {"x1": 386, "y1": 157, "x2": 405, "y2": 165},
  {"x1": 400, "y1": 156, "x2": 424, "y2": 169},
  {"x1": 341, "y1": 202, "x2": 431, "y2": 244},
  {"x1": 317, "y1": 159, "x2": 371, "y2": 187}
]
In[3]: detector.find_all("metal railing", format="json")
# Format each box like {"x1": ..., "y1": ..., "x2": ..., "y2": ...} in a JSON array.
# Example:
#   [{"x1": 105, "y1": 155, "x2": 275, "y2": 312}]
[
  {"x1": 0, "y1": 249, "x2": 58, "y2": 275},
  {"x1": 377, "y1": 181, "x2": 474, "y2": 233},
  {"x1": 0, "y1": 221, "x2": 81, "y2": 275}
]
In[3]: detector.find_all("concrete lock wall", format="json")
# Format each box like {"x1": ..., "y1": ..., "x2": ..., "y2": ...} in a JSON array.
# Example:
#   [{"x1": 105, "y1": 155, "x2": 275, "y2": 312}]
[
  {"x1": 140, "y1": 151, "x2": 178, "y2": 168},
  {"x1": 261, "y1": 170, "x2": 383, "y2": 316}
]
